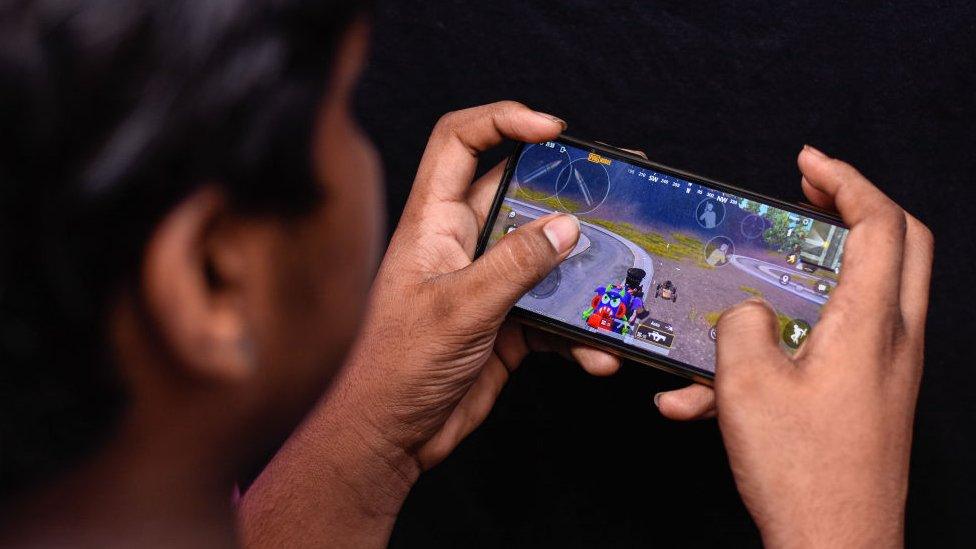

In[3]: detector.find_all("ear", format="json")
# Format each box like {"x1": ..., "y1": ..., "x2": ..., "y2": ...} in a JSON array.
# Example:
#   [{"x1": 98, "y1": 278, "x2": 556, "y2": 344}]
[{"x1": 141, "y1": 186, "x2": 258, "y2": 384}]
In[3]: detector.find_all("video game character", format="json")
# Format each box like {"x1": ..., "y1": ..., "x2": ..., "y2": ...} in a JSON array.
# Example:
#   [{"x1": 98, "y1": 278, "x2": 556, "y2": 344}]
[
  {"x1": 622, "y1": 268, "x2": 650, "y2": 324},
  {"x1": 655, "y1": 280, "x2": 678, "y2": 303},
  {"x1": 582, "y1": 284, "x2": 630, "y2": 334}
]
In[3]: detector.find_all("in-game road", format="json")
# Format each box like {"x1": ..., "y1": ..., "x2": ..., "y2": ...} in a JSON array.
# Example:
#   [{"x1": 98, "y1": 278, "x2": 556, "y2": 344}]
[{"x1": 503, "y1": 199, "x2": 665, "y2": 353}]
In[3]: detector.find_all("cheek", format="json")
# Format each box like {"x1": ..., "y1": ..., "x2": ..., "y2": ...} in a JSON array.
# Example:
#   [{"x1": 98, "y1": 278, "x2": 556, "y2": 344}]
[
  {"x1": 280, "y1": 111, "x2": 384, "y2": 377},
  {"x1": 315, "y1": 94, "x2": 385, "y2": 298},
  {"x1": 318, "y1": 125, "x2": 384, "y2": 313},
  {"x1": 260, "y1": 183, "x2": 380, "y2": 408},
  {"x1": 246, "y1": 21, "x2": 383, "y2": 431},
  {"x1": 316, "y1": 174, "x2": 381, "y2": 324}
]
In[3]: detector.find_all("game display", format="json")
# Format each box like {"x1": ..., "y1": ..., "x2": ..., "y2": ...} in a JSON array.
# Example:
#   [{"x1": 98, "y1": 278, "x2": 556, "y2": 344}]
[{"x1": 484, "y1": 140, "x2": 849, "y2": 375}]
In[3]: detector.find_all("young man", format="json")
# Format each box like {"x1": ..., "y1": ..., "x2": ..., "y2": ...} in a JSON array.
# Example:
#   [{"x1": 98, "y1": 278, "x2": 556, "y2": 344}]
[{"x1": 0, "y1": 2, "x2": 933, "y2": 547}]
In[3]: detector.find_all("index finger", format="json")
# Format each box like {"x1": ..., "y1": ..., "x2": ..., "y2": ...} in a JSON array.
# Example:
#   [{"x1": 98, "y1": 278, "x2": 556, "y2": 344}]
[
  {"x1": 412, "y1": 101, "x2": 566, "y2": 204},
  {"x1": 798, "y1": 146, "x2": 906, "y2": 333}
]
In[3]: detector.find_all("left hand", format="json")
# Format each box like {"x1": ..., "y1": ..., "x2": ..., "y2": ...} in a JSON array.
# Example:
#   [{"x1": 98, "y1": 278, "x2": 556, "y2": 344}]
[{"x1": 342, "y1": 101, "x2": 625, "y2": 469}]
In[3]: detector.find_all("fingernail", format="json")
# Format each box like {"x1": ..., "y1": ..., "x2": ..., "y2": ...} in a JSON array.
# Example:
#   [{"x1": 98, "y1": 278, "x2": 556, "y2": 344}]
[
  {"x1": 803, "y1": 144, "x2": 828, "y2": 159},
  {"x1": 534, "y1": 111, "x2": 568, "y2": 130},
  {"x1": 653, "y1": 392, "x2": 663, "y2": 408},
  {"x1": 543, "y1": 214, "x2": 579, "y2": 253}
]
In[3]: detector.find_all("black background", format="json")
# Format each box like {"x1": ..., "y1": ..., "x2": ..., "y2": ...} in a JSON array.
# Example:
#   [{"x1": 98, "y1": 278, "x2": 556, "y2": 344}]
[{"x1": 354, "y1": 2, "x2": 975, "y2": 546}]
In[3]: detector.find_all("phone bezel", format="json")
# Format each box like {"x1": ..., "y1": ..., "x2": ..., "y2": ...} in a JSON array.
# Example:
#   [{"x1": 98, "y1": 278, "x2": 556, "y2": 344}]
[{"x1": 474, "y1": 135, "x2": 846, "y2": 384}]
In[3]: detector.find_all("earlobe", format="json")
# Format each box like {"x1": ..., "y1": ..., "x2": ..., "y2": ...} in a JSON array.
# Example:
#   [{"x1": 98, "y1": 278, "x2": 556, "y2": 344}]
[{"x1": 140, "y1": 186, "x2": 259, "y2": 384}]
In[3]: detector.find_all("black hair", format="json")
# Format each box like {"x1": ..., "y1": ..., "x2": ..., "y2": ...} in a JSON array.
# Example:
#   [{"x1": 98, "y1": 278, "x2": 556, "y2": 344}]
[{"x1": 0, "y1": 0, "x2": 366, "y2": 497}]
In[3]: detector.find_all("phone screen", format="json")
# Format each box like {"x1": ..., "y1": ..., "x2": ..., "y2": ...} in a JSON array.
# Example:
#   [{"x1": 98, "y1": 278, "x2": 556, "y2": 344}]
[{"x1": 482, "y1": 139, "x2": 849, "y2": 376}]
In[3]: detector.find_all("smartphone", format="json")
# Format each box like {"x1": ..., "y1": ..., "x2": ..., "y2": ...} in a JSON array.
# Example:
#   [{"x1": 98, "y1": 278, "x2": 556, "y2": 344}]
[{"x1": 475, "y1": 136, "x2": 849, "y2": 384}]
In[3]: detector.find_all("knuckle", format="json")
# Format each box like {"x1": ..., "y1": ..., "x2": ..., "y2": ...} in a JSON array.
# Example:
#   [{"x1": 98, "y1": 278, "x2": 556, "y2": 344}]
[
  {"x1": 864, "y1": 201, "x2": 907, "y2": 236},
  {"x1": 893, "y1": 208, "x2": 909, "y2": 234},
  {"x1": 488, "y1": 101, "x2": 528, "y2": 135},
  {"x1": 827, "y1": 157, "x2": 866, "y2": 182},
  {"x1": 490, "y1": 99, "x2": 527, "y2": 113},
  {"x1": 828, "y1": 158, "x2": 889, "y2": 201},
  {"x1": 503, "y1": 230, "x2": 550, "y2": 270},
  {"x1": 910, "y1": 216, "x2": 935, "y2": 251},
  {"x1": 921, "y1": 224, "x2": 935, "y2": 249},
  {"x1": 479, "y1": 244, "x2": 526, "y2": 289},
  {"x1": 432, "y1": 110, "x2": 465, "y2": 137},
  {"x1": 719, "y1": 299, "x2": 771, "y2": 327}
]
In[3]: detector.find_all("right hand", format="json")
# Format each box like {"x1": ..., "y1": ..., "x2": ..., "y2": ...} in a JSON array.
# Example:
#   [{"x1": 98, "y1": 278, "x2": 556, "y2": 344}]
[{"x1": 702, "y1": 146, "x2": 932, "y2": 547}]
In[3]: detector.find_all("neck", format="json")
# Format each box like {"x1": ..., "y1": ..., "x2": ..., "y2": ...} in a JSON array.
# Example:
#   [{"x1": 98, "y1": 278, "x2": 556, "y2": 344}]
[{"x1": 2, "y1": 417, "x2": 239, "y2": 549}]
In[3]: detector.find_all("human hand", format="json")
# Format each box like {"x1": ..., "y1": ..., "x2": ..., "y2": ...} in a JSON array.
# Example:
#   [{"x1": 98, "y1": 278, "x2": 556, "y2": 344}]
[
  {"x1": 657, "y1": 146, "x2": 932, "y2": 546},
  {"x1": 240, "y1": 103, "x2": 626, "y2": 547},
  {"x1": 340, "y1": 101, "x2": 632, "y2": 470}
]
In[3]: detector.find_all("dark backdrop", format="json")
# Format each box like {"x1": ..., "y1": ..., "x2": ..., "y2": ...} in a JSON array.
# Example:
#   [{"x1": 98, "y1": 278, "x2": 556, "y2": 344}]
[{"x1": 354, "y1": 2, "x2": 975, "y2": 546}]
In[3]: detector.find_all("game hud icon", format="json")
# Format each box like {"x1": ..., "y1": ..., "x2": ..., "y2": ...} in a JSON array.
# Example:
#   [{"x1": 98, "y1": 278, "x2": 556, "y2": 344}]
[
  {"x1": 554, "y1": 159, "x2": 611, "y2": 215},
  {"x1": 815, "y1": 279, "x2": 832, "y2": 295},
  {"x1": 631, "y1": 315, "x2": 676, "y2": 348},
  {"x1": 740, "y1": 213, "x2": 766, "y2": 239},
  {"x1": 704, "y1": 236, "x2": 735, "y2": 267},
  {"x1": 529, "y1": 266, "x2": 561, "y2": 299},
  {"x1": 782, "y1": 319, "x2": 811, "y2": 349},
  {"x1": 513, "y1": 143, "x2": 570, "y2": 201},
  {"x1": 696, "y1": 199, "x2": 725, "y2": 229}
]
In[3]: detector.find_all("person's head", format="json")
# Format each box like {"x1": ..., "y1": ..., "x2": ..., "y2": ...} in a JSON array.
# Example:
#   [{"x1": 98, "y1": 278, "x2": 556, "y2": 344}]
[{"x1": 0, "y1": 0, "x2": 380, "y2": 496}]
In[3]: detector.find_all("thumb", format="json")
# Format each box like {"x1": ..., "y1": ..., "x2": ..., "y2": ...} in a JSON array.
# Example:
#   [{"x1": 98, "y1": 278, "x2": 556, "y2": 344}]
[
  {"x1": 458, "y1": 213, "x2": 580, "y2": 325},
  {"x1": 715, "y1": 298, "x2": 786, "y2": 381}
]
